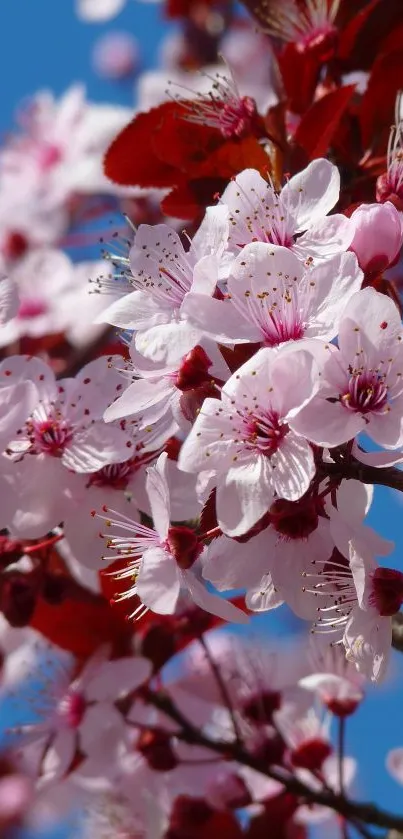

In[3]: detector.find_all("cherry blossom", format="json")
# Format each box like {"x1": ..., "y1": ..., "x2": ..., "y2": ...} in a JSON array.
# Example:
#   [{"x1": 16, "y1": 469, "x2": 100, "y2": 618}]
[
  {"x1": 386, "y1": 748, "x2": 403, "y2": 786},
  {"x1": 292, "y1": 288, "x2": 403, "y2": 449},
  {"x1": 0, "y1": 86, "x2": 136, "y2": 206},
  {"x1": 219, "y1": 160, "x2": 353, "y2": 267},
  {"x1": 98, "y1": 207, "x2": 229, "y2": 365},
  {"x1": 96, "y1": 452, "x2": 248, "y2": 622},
  {"x1": 377, "y1": 91, "x2": 403, "y2": 210},
  {"x1": 0, "y1": 355, "x2": 133, "y2": 538},
  {"x1": 343, "y1": 540, "x2": 403, "y2": 682},
  {"x1": 348, "y1": 202, "x2": 403, "y2": 275},
  {"x1": 183, "y1": 244, "x2": 362, "y2": 347},
  {"x1": 262, "y1": 0, "x2": 340, "y2": 53},
  {"x1": 13, "y1": 646, "x2": 151, "y2": 784},
  {"x1": 0, "y1": 250, "x2": 116, "y2": 348},
  {"x1": 103, "y1": 341, "x2": 229, "y2": 438},
  {"x1": 179, "y1": 345, "x2": 318, "y2": 536}
]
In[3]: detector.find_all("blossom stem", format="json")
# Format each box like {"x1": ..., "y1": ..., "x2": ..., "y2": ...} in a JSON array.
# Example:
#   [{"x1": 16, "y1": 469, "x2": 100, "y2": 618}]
[
  {"x1": 338, "y1": 717, "x2": 346, "y2": 796},
  {"x1": 198, "y1": 635, "x2": 243, "y2": 746}
]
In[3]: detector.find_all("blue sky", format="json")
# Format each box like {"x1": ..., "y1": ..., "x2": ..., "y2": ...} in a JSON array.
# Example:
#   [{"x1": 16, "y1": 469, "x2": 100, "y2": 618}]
[{"x1": 1, "y1": 0, "x2": 403, "y2": 833}]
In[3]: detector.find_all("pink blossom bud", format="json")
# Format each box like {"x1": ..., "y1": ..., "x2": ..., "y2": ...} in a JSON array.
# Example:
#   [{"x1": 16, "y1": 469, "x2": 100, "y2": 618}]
[
  {"x1": 349, "y1": 202, "x2": 403, "y2": 274},
  {"x1": 92, "y1": 31, "x2": 140, "y2": 80}
]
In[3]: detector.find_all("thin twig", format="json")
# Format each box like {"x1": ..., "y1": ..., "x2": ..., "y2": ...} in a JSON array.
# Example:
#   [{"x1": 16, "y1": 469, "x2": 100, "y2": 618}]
[
  {"x1": 198, "y1": 635, "x2": 243, "y2": 745},
  {"x1": 143, "y1": 688, "x2": 403, "y2": 834}
]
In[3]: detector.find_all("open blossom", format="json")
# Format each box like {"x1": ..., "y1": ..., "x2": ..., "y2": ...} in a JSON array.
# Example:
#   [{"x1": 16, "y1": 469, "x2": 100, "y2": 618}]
[
  {"x1": 202, "y1": 478, "x2": 379, "y2": 621},
  {"x1": 98, "y1": 207, "x2": 229, "y2": 365},
  {"x1": 13, "y1": 646, "x2": 151, "y2": 784},
  {"x1": 377, "y1": 92, "x2": 403, "y2": 210},
  {"x1": 343, "y1": 540, "x2": 403, "y2": 682},
  {"x1": 0, "y1": 250, "x2": 116, "y2": 349},
  {"x1": 0, "y1": 355, "x2": 133, "y2": 538},
  {"x1": 183, "y1": 243, "x2": 362, "y2": 347},
  {"x1": 103, "y1": 341, "x2": 229, "y2": 437},
  {"x1": 299, "y1": 637, "x2": 365, "y2": 717},
  {"x1": 179, "y1": 344, "x2": 318, "y2": 537},
  {"x1": 0, "y1": 85, "x2": 135, "y2": 205},
  {"x1": 218, "y1": 159, "x2": 353, "y2": 267},
  {"x1": 97, "y1": 452, "x2": 248, "y2": 623},
  {"x1": 261, "y1": 0, "x2": 340, "y2": 54},
  {"x1": 292, "y1": 288, "x2": 403, "y2": 449}
]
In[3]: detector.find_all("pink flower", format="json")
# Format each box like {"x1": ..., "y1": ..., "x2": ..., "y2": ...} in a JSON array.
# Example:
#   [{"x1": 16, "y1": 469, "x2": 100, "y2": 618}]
[
  {"x1": 261, "y1": 0, "x2": 340, "y2": 54},
  {"x1": 0, "y1": 250, "x2": 116, "y2": 349},
  {"x1": 182, "y1": 244, "x2": 362, "y2": 347},
  {"x1": 13, "y1": 647, "x2": 152, "y2": 784},
  {"x1": 348, "y1": 202, "x2": 403, "y2": 274},
  {"x1": 0, "y1": 355, "x2": 133, "y2": 538},
  {"x1": 377, "y1": 92, "x2": 403, "y2": 210},
  {"x1": 219, "y1": 160, "x2": 353, "y2": 266},
  {"x1": 344, "y1": 540, "x2": 403, "y2": 682},
  {"x1": 299, "y1": 638, "x2": 365, "y2": 717},
  {"x1": 97, "y1": 452, "x2": 248, "y2": 623},
  {"x1": 92, "y1": 32, "x2": 139, "y2": 80},
  {"x1": 292, "y1": 288, "x2": 403, "y2": 449},
  {"x1": 103, "y1": 341, "x2": 228, "y2": 439},
  {"x1": 98, "y1": 207, "x2": 229, "y2": 365},
  {"x1": 179, "y1": 345, "x2": 318, "y2": 537},
  {"x1": 0, "y1": 86, "x2": 136, "y2": 205},
  {"x1": 386, "y1": 748, "x2": 403, "y2": 785}
]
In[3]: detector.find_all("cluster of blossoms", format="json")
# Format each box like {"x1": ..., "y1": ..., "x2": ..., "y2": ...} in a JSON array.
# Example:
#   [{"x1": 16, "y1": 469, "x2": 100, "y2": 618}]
[{"x1": 2, "y1": 0, "x2": 403, "y2": 836}]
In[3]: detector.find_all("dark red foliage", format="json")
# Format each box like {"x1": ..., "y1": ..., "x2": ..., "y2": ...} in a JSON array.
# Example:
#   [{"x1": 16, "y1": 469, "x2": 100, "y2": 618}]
[
  {"x1": 104, "y1": 100, "x2": 272, "y2": 220},
  {"x1": 166, "y1": 796, "x2": 244, "y2": 839},
  {"x1": 293, "y1": 85, "x2": 356, "y2": 161}
]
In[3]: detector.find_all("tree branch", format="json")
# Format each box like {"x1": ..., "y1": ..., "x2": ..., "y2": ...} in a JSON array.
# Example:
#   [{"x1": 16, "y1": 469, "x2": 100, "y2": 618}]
[
  {"x1": 144, "y1": 688, "x2": 403, "y2": 834},
  {"x1": 321, "y1": 454, "x2": 403, "y2": 494}
]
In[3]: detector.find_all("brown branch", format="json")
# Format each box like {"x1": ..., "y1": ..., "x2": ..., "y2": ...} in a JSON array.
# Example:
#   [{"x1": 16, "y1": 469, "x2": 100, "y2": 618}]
[
  {"x1": 321, "y1": 454, "x2": 403, "y2": 494},
  {"x1": 144, "y1": 688, "x2": 403, "y2": 834}
]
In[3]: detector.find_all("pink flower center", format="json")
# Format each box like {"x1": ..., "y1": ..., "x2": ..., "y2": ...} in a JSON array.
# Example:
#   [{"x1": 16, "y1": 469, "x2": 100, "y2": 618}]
[
  {"x1": 166, "y1": 526, "x2": 202, "y2": 570},
  {"x1": 369, "y1": 567, "x2": 403, "y2": 617},
  {"x1": 291, "y1": 737, "x2": 332, "y2": 772},
  {"x1": 243, "y1": 411, "x2": 288, "y2": 456},
  {"x1": 17, "y1": 298, "x2": 48, "y2": 320},
  {"x1": 57, "y1": 689, "x2": 86, "y2": 729},
  {"x1": 3, "y1": 231, "x2": 29, "y2": 260},
  {"x1": 269, "y1": 496, "x2": 321, "y2": 540},
  {"x1": 137, "y1": 729, "x2": 178, "y2": 771},
  {"x1": 218, "y1": 95, "x2": 257, "y2": 139},
  {"x1": 30, "y1": 418, "x2": 72, "y2": 456},
  {"x1": 36, "y1": 142, "x2": 63, "y2": 171},
  {"x1": 242, "y1": 690, "x2": 282, "y2": 724},
  {"x1": 341, "y1": 371, "x2": 388, "y2": 414},
  {"x1": 174, "y1": 346, "x2": 213, "y2": 392}
]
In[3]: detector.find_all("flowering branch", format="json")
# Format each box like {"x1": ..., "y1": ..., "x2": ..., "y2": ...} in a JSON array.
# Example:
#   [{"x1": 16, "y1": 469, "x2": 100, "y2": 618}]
[{"x1": 144, "y1": 688, "x2": 403, "y2": 834}]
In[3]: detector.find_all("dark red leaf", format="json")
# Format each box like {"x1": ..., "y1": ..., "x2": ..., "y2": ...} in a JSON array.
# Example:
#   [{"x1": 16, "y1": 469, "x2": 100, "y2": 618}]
[
  {"x1": 104, "y1": 103, "x2": 179, "y2": 187},
  {"x1": 359, "y1": 42, "x2": 403, "y2": 149},
  {"x1": 294, "y1": 84, "x2": 356, "y2": 160}
]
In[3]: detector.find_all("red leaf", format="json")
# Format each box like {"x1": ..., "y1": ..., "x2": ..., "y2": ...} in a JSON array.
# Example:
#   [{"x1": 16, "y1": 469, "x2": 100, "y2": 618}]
[
  {"x1": 104, "y1": 103, "x2": 179, "y2": 187},
  {"x1": 278, "y1": 43, "x2": 324, "y2": 115},
  {"x1": 359, "y1": 43, "x2": 403, "y2": 149},
  {"x1": 30, "y1": 593, "x2": 133, "y2": 660},
  {"x1": 294, "y1": 85, "x2": 356, "y2": 160}
]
